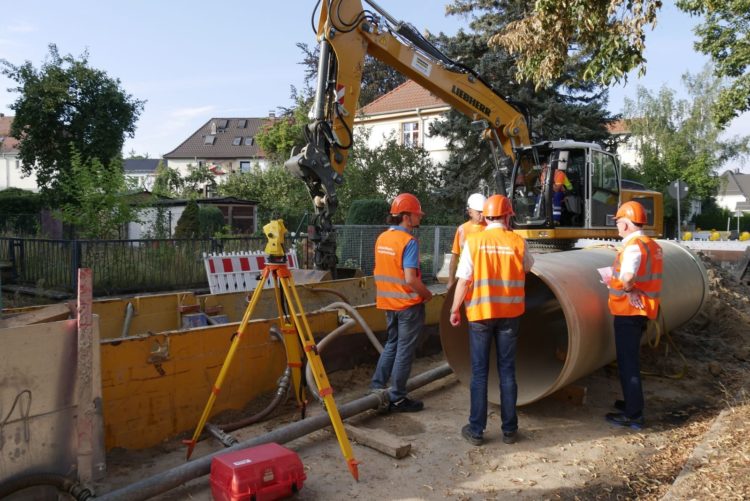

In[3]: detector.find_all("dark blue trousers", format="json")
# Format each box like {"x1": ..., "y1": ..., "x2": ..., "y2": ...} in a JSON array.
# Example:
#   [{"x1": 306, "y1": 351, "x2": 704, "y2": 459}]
[{"x1": 614, "y1": 315, "x2": 647, "y2": 418}]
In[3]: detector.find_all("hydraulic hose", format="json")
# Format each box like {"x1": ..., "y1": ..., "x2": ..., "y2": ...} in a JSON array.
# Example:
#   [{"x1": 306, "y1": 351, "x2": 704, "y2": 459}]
[
  {"x1": 208, "y1": 327, "x2": 290, "y2": 435},
  {"x1": 305, "y1": 319, "x2": 357, "y2": 402},
  {"x1": 304, "y1": 301, "x2": 385, "y2": 402},
  {"x1": 0, "y1": 473, "x2": 94, "y2": 500},
  {"x1": 322, "y1": 301, "x2": 384, "y2": 353}
]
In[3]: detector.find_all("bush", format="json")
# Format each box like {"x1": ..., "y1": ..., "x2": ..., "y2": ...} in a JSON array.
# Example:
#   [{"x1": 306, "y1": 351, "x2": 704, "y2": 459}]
[
  {"x1": 346, "y1": 199, "x2": 390, "y2": 224},
  {"x1": 0, "y1": 188, "x2": 44, "y2": 235},
  {"x1": 174, "y1": 200, "x2": 200, "y2": 238},
  {"x1": 198, "y1": 205, "x2": 225, "y2": 237}
]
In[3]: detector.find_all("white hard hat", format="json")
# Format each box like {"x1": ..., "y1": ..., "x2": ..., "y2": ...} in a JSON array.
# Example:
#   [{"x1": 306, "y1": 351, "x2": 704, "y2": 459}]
[{"x1": 467, "y1": 193, "x2": 486, "y2": 212}]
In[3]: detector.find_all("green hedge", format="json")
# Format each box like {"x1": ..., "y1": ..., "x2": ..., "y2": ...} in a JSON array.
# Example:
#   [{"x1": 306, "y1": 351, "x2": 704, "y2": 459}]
[
  {"x1": 346, "y1": 199, "x2": 390, "y2": 224},
  {"x1": 0, "y1": 188, "x2": 43, "y2": 235}
]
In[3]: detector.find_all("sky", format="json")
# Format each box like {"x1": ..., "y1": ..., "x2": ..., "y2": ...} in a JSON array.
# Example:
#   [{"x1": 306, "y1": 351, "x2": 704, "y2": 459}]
[{"x1": 0, "y1": 1, "x2": 747, "y2": 170}]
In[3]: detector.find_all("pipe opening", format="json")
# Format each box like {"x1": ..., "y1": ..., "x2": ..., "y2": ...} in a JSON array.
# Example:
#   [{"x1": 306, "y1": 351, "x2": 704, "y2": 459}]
[
  {"x1": 517, "y1": 274, "x2": 567, "y2": 404},
  {"x1": 439, "y1": 274, "x2": 570, "y2": 407}
]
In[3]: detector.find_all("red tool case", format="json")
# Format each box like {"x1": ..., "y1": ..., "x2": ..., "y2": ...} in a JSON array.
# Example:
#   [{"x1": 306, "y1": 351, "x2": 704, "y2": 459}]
[{"x1": 210, "y1": 443, "x2": 306, "y2": 501}]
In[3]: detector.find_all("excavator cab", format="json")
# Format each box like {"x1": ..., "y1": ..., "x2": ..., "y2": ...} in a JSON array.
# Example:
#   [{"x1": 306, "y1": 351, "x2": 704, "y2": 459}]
[{"x1": 509, "y1": 141, "x2": 662, "y2": 245}]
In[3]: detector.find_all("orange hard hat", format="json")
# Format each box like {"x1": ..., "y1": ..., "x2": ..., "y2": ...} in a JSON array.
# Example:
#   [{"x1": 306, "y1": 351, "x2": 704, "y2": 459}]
[
  {"x1": 390, "y1": 193, "x2": 425, "y2": 216},
  {"x1": 483, "y1": 194, "x2": 514, "y2": 218},
  {"x1": 615, "y1": 201, "x2": 647, "y2": 224}
]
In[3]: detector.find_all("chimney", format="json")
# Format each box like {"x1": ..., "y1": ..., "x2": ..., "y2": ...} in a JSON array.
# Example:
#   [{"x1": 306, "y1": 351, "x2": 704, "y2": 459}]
[
  {"x1": 210, "y1": 121, "x2": 217, "y2": 135},
  {"x1": 269, "y1": 110, "x2": 276, "y2": 119}
]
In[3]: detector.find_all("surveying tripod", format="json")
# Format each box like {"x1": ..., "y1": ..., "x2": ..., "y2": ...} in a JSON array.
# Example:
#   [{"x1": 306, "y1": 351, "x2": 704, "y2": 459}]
[{"x1": 184, "y1": 219, "x2": 359, "y2": 480}]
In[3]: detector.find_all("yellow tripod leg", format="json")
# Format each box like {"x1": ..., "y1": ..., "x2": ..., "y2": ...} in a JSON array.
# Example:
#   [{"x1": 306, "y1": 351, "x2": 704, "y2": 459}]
[
  {"x1": 270, "y1": 273, "x2": 306, "y2": 409},
  {"x1": 183, "y1": 267, "x2": 270, "y2": 460},
  {"x1": 278, "y1": 273, "x2": 360, "y2": 481}
]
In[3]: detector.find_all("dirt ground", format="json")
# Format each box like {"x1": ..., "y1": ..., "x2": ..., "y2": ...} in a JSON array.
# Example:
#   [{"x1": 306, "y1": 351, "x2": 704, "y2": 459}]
[{"x1": 94, "y1": 254, "x2": 750, "y2": 500}]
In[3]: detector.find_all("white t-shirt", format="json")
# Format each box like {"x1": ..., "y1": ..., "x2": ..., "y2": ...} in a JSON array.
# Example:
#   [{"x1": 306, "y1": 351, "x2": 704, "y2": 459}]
[{"x1": 619, "y1": 230, "x2": 644, "y2": 276}]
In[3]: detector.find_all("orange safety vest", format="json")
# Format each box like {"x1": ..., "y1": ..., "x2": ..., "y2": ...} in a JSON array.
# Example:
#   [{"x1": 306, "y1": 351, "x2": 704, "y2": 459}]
[
  {"x1": 608, "y1": 235, "x2": 663, "y2": 319},
  {"x1": 373, "y1": 228, "x2": 423, "y2": 311},
  {"x1": 540, "y1": 168, "x2": 570, "y2": 192},
  {"x1": 463, "y1": 227, "x2": 526, "y2": 321},
  {"x1": 452, "y1": 220, "x2": 487, "y2": 254}
]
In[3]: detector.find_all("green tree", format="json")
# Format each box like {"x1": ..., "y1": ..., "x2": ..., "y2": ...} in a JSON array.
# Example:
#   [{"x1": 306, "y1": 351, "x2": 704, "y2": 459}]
[
  {"x1": 486, "y1": 0, "x2": 750, "y2": 129},
  {"x1": 218, "y1": 164, "x2": 311, "y2": 229},
  {"x1": 174, "y1": 200, "x2": 200, "y2": 238},
  {"x1": 58, "y1": 148, "x2": 139, "y2": 239},
  {"x1": 477, "y1": 0, "x2": 660, "y2": 89},
  {"x1": 623, "y1": 67, "x2": 749, "y2": 226},
  {"x1": 676, "y1": 0, "x2": 750, "y2": 127},
  {"x1": 0, "y1": 44, "x2": 144, "y2": 203},
  {"x1": 429, "y1": 1, "x2": 616, "y2": 211},
  {"x1": 198, "y1": 205, "x2": 226, "y2": 237},
  {"x1": 338, "y1": 134, "x2": 440, "y2": 222},
  {"x1": 256, "y1": 93, "x2": 312, "y2": 165},
  {"x1": 181, "y1": 163, "x2": 217, "y2": 197},
  {"x1": 152, "y1": 161, "x2": 183, "y2": 197}
]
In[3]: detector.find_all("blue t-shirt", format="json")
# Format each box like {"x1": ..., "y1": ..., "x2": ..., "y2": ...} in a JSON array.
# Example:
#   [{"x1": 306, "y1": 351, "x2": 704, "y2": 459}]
[{"x1": 389, "y1": 226, "x2": 419, "y2": 269}]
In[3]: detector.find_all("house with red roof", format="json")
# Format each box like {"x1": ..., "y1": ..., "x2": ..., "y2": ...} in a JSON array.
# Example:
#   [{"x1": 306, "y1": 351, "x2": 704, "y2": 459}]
[{"x1": 354, "y1": 80, "x2": 451, "y2": 164}]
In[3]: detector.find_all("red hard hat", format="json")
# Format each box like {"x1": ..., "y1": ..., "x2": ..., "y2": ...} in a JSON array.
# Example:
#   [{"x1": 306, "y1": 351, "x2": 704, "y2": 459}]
[
  {"x1": 483, "y1": 194, "x2": 514, "y2": 218},
  {"x1": 615, "y1": 201, "x2": 647, "y2": 224},
  {"x1": 390, "y1": 193, "x2": 425, "y2": 216}
]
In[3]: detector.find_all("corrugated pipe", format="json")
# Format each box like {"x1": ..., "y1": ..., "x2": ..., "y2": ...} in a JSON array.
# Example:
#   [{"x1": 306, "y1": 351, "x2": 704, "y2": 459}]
[
  {"x1": 97, "y1": 363, "x2": 453, "y2": 501},
  {"x1": 440, "y1": 240, "x2": 708, "y2": 406}
]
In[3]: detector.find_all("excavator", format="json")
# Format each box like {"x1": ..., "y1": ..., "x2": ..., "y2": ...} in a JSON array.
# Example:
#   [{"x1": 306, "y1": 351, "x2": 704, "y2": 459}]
[{"x1": 285, "y1": 0, "x2": 664, "y2": 272}]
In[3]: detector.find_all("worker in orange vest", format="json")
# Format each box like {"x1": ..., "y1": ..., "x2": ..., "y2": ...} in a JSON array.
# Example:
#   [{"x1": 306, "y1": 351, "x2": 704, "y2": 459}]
[
  {"x1": 447, "y1": 193, "x2": 487, "y2": 290},
  {"x1": 539, "y1": 158, "x2": 573, "y2": 224},
  {"x1": 604, "y1": 201, "x2": 662, "y2": 430},
  {"x1": 370, "y1": 193, "x2": 433, "y2": 413},
  {"x1": 449, "y1": 194, "x2": 534, "y2": 445}
]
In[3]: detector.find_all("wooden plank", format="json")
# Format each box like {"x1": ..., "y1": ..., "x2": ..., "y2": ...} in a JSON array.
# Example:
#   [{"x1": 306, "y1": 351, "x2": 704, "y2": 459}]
[
  {"x1": 0, "y1": 302, "x2": 74, "y2": 329},
  {"x1": 344, "y1": 424, "x2": 411, "y2": 459}
]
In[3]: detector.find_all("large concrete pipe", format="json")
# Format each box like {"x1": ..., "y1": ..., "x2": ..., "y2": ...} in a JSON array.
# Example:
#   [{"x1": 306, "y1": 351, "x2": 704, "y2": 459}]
[{"x1": 440, "y1": 240, "x2": 708, "y2": 405}]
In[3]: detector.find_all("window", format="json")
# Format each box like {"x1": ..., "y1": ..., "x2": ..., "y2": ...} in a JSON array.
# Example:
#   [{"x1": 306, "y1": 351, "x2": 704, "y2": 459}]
[
  {"x1": 204, "y1": 135, "x2": 216, "y2": 145},
  {"x1": 591, "y1": 151, "x2": 620, "y2": 226},
  {"x1": 240, "y1": 161, "x2": 251, "y2": 173},
  {"x1": 232, "y1": 137, "x2": 242, "y2": 146},
  {"x1": 402, "y1": 121, "x2": 419, "y2": 147},
  {"x1": 217, "y1": 119, "x2": 228, "y2": 129},
  {"x1": 238, "y1": 119, "x2": 247, "y2": 128},
  {"x1": 244, "y1": 137, "x2": 254, "y2": 146}
]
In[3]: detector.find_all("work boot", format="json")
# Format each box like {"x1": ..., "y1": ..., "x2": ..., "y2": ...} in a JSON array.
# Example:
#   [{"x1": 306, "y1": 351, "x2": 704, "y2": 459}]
[
  {"x1": 389, "y1": 397, "x2": 424, "y2": 413},
  {"x1": 605, "y1": 412, "x2": 644, "y2": 430},
  {"x1": 461, "y1": 425, "x2": 483, "y2": 446},
  {"x1": 614, "y1": 399, "x2": 626, "y2": 412},
  {"x1": 502, "y1": 431, "x2": 518, "y2": 444}
]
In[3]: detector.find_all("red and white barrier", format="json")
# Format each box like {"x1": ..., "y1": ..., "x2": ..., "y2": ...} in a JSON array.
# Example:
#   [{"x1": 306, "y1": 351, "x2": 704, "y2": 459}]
[{"x1": 203, "y1": 251, "x2": 299, "y2": 294}]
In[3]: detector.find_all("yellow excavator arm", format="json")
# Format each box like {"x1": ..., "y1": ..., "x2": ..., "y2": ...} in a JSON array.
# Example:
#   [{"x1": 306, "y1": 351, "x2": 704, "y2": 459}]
[{"x1": 286, "y1": 0, "x2": 531, "y2": 273}]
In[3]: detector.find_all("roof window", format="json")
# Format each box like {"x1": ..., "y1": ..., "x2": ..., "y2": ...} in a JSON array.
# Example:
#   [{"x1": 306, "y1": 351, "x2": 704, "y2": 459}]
[
  {"x1": 244, "y1": 137, "x2": 254, "y2": 146},
  {"x1": 204, "y1": 135, "x2": 216, "y2": 145},
  {"x1": 232, "y1": 137, "x2": 242, "y2": 146},
  {"x1": 238, "y1": 119, "x2": 247, "y2": 128}
]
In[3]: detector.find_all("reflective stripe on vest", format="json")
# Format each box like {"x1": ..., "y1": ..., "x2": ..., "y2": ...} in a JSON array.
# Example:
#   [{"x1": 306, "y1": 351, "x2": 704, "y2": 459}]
[
  {"x1": 608, "y1": 236, "x2": 663, "y2": 319},
  {"x1": 373, "y1": 229, "x2": 422, "y2": 311},
  {"x1": 464, "y1": 228, "x2": 526, "y2": 321}
]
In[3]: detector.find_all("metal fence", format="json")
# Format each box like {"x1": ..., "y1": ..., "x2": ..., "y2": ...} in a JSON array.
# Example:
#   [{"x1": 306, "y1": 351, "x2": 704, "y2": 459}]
[
  {"x1": 0, "y1": 225, "x2": 458, "y2": 295},
  {"x1": 337, "y1": 225, "x2": 457, "y2": 278}
]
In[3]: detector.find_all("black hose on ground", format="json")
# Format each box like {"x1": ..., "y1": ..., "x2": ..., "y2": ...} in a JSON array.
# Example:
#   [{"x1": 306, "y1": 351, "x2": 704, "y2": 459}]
[
  {"x1": 98, "y1": 363, "x2": 453, "y2": 501},
  {"x1": 0, "y1": 473, "x2": 94, "y2": 500}
]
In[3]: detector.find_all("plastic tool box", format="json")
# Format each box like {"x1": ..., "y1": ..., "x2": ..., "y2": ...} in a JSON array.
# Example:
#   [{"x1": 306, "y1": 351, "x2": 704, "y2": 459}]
[{"x1": 210, "y1": 443, "x2": 306, "y2": 501}]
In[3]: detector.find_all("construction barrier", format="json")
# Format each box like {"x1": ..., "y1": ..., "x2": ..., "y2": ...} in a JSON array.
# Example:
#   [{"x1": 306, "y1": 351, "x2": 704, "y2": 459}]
[{"x1": 203, "y1": 251, "x2": 299, "y2": 294}]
